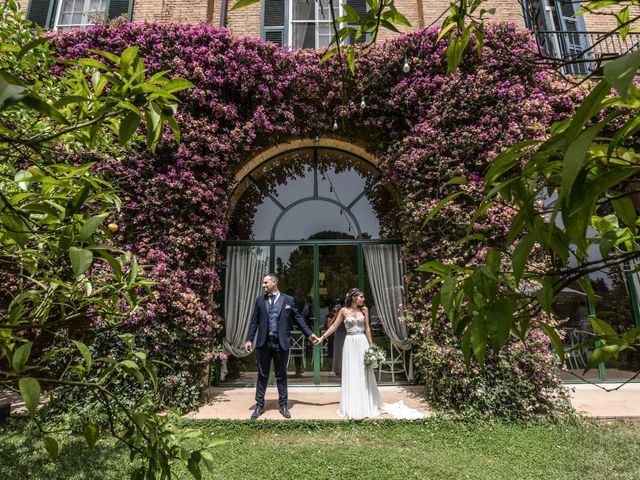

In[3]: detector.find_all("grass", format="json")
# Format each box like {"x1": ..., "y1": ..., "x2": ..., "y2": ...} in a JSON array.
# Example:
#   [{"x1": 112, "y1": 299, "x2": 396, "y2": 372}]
[{"x1": 1, "y1": 417, "x2": 640, "y2": 479}]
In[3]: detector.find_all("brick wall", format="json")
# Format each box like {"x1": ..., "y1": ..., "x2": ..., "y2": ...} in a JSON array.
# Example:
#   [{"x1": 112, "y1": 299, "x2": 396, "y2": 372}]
[
  {"x1": 125, "y1": 0, "x2": 640, "y2": 46},
  {"x1": 132, "y1": 0, "x2": 210, "y2": 23},
  {"x1": 582, "y1": 5, "x2": 640, "y2": 32}
]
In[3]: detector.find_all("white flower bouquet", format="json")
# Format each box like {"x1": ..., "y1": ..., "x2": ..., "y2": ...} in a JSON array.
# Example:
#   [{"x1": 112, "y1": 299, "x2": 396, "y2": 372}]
[{"x1": 363, "y1": 344, "x2": 386, "y2": 369}]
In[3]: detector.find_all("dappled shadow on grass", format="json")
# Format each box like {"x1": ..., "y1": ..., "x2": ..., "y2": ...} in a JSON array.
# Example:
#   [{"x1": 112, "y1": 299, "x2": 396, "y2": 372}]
[{"x1": 0, "y1": 419, "x2": 132, "y2": 480}]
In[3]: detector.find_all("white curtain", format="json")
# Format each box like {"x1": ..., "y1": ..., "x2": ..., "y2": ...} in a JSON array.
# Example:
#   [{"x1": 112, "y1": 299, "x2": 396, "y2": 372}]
[
  {"x1": 362, "y1": 244, "x2": 411, "y2": 351},
  {"x1": 223, "y1": 246, "x2": 270, "y2": 358}
]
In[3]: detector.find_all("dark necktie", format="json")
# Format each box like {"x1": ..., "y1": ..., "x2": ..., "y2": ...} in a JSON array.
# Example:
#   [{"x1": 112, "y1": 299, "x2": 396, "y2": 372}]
[{"x1": 268, "y1": 294, "x2": 275, "y2": 311}]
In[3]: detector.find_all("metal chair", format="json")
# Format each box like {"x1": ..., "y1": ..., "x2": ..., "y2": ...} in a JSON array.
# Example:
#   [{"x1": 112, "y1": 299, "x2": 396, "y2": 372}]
[
  {"x1": 287, "y1": 330, "x2": 306, "y2": 370},
  {"x1": 377, "y1": 342, "x2": 407, "y2": 382}
]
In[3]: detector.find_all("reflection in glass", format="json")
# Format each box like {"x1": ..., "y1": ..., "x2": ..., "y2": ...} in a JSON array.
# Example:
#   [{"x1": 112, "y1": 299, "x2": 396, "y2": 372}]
[
  {"x1": 275, "y1": 200, "x2": 356, "y2": 240},
  {"x1": 275, "y1": 245, "x2": 314, "y2": 378},
  {"x1": 554, "y1": 244, "x2": 640, "y2": 381},
  {"x1": 229, "y1": 147, "x2": 400, "y2": 241}
]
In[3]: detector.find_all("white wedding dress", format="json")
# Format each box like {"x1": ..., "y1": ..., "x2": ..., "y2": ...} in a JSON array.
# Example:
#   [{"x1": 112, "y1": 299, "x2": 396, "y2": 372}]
[{"x1": 337, "y1": 315, "x2": 425, "y2": 420}]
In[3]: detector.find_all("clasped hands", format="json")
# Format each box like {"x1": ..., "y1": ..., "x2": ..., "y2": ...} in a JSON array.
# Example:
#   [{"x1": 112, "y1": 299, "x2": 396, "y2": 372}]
[{"x1": 244, "y1": 334, "x2": 325, "y2": 352}]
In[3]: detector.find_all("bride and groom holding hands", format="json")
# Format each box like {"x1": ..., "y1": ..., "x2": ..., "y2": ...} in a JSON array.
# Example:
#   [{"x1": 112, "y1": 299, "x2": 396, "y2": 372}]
[{"x1": 244, "y1": 273, "x2": 424, "y2": 420}]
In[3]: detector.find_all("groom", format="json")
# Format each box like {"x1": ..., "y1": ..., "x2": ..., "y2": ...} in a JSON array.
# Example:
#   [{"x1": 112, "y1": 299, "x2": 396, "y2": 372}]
[{"x1": 244, "y1": 273, "x2": 319, "y2": 419}]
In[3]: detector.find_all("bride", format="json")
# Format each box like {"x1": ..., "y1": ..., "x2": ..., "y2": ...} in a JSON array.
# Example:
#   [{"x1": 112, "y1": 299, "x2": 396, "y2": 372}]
[{"x1": 319, "y1": 288, "x2": 425, "y2": 420}]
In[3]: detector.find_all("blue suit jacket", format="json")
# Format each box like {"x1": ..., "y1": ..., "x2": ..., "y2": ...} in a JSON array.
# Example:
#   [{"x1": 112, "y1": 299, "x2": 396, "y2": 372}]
[{"x1": 245, "y1": 293, "x2": 314, "y2": 351}]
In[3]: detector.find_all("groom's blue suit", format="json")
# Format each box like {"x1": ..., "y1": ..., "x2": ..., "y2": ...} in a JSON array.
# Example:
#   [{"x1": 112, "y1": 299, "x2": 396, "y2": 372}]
[{"x1": 245, "y1": 292, "x2": 314, "y2": 411}]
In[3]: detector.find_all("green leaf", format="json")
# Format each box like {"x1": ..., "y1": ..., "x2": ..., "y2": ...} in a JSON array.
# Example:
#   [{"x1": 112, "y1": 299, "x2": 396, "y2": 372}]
[
  {"x1": 1, "y1": 212, "x2": 30, "y2": 247},
  {"x1": 42, "y1": 436, "x2": 59, "y2": 460},
  {"x1": 347, "y1": 47, "x2": 355, "y2": 76},
  {"x1": 69, "y1": 247, "x2": 93, "y2": 278},
  {"x1": 611, "y1": 196, "x2": 636, "y2": 227},
  {"x1": 230, "y1": 0, "x2": 260, "y2": 10},
  {"x1": 144, "y1": 362, "x2": 158, "y2": 391},
  {"x1": 12, "y1": 341, "x2": 32, "y2": 371},
  {"x1": 536, "y1": 286, "x2": 554, "y2": 314},
  {"x1": 469, "y1": 315, "x2": 487, "y2": 367},
  {"x1": 486, "y1": 298, "x2": 514, "y2": 352},
  {"x1": 423, "y1": 191, "x2": 465, "y2": 227},
  {"x1": 79, "y1": 213, "x2": 109, "y2": 242},
  {"x1": 20, "y1": 95, "x2": 69, "y2": 124},
  {"x1": 604, "y1": 50, "x2": 640, "y2": 100},
  {"x1": 577, "y1": 278, "x2": 597, "y2": 310},
  {"x1": 440, "y1": 276, "x2": 457, "y2": 321},
  {"x1": 17, "y1": 37, "x2": 49, "y2": 60},
  {"x1": 540, "y1": 322, "x2": 565, "y2": 366},
  {"x1": 512, "y1": 232, "x2": 535, "y2": 283},
  {"x1": 0, "y1": 72, "x2": 26, "y2": 108},
  {"x1": 561, "y1": 123, "x2": 603, "y2": 201},
  {"x1": 119, "y1": 46, "x2": 139, "y2": 72},
  {"x1": 119, "y1": 111, "x2": 141, "y2": 145},
  {"x1": 72, "y1": 340, "x2": 92, "y2": 372},
  {"x1": 84, "y1": 422, "x2": 99, "y2": 450},
  {"x1": 585, "y1": 344, "x2": 621, "y2": 371},
  {"x1": 443, "y1": 176, "x2": 468, "y2": 187},
  {"x1": 64, "y1": 183, "x2": 91, "y2": 218},
  {"x1": 18, "y1": 377, "x2": 41, "y2": 417},
  {"x1": 199, "y1": 450, "x2": 216, "y2": 472},
  {"x1": 590, "y1": 317, "x2": 618, "y2": 341},
  {"x1": 163, "y1": 78, "x2": 194, "y2": 93}
]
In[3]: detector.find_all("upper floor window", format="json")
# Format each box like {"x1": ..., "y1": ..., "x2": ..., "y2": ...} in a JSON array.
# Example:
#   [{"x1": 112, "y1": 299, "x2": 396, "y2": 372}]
[
  {"x1": 26, "y1": 0, "x2": 131, "y2": 31},
  {"x1": 263, "y1": 0, "x2": 367, "y2": 49},
  {"x1": 54, "y1": 0, "x2": 107, "y2": 31},
  {"x1": 290, "y1": 0, "x2": 340, "y2": 49}
]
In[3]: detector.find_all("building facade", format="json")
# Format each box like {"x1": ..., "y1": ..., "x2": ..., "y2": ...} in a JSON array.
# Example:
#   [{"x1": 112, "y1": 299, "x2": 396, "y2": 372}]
[
  {"x1": 24, "y1": 0, "x2": 639, "y2": 65},
  {"x1": 19, "y1": 0, "x2": 640, "y2": 385}
]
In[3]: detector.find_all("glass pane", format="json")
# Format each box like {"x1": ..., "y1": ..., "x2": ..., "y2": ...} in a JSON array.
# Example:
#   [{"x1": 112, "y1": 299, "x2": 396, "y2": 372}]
[
  {"x1": 319, "y1": 245, "x2": 359, "y2": 384},
  {"x1": 252, "y1": 149, "x2": 314, "y2": 206},
  {"x1": 555, "y1": 243, "x2": 640, "y2": 381},
  {"x1": 229, "y1": 147, "x2": 401, "y2": 241},
  {"x1": 229, "y1": 180, "x2": 284, "y2": 240},
  {"x1": 316, "y1": 148, "x2": 378, "y2": 206},
  {"x1": 592, "y1": 262, "x2": 639, "y2": 380},
  {"x1": 72, "y1": 13, "x2": 84, "y2": 24},
  {"x1": 73, "y1": 1, "x2": 84, "y2": 12},
  {"x1": 292, "y1": 0, "x2": 315, "y2": 20},
  {"x1": 292, "y1": 23, "x2": 317, "y2": 49},
  {"x1": 276, "y1": 245, "x2": 315, "y2": 383},
  {"x1": 554, "y1": 285, "x2": 600, "y2": 382},
  {"x1": 275, "y1": 200, "x2": 355, "y2": 240}
]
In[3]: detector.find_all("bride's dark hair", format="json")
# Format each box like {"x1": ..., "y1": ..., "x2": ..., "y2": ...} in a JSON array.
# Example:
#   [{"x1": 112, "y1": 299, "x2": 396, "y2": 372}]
[{"x1": 344, "y1": 288, "x2": 364, "y2": 309}]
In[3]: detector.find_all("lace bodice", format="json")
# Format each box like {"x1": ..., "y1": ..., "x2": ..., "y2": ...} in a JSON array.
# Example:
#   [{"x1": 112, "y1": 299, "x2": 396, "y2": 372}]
[{"x1": 344, "y1": 315, "x2": 365, "y2": 335}]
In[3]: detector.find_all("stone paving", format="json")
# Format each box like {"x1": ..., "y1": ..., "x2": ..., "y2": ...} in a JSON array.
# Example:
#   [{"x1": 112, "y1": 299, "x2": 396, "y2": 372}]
[
  {"x1": 3, "y1": 382, "x2": 639, "y2": 420},
  {"x1": 188, "y1": 382, "x2": 640, "y2": 420}
]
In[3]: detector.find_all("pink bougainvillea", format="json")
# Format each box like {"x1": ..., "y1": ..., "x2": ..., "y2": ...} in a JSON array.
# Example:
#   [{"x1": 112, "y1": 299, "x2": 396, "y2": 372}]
[{"x1": 53, "y1": 21, "x2": 579, "y2": 414}]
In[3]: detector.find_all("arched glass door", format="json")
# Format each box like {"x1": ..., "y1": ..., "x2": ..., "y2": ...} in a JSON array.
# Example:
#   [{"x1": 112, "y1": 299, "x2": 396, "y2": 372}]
[{"x1": 222, "y1": 147, "x2": 408, "y2": 385}]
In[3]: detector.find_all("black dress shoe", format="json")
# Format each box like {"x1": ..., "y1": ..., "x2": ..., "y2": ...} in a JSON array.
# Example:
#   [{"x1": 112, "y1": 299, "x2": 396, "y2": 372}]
[
  {"x1": 279, "y1": 406, "x2": 291, "y2": 419},
  {"x1": 250, "y1": 406, "x2": 264, "y2": 420}
]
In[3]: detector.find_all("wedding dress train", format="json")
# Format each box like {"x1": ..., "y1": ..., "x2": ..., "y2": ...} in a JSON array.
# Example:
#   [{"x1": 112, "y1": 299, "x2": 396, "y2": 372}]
[{"x1": 337, "y1": 315, "x2": 425, "y2": 420}]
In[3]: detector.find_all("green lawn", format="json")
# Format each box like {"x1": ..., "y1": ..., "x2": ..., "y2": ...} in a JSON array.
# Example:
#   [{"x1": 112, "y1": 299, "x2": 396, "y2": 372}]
[{"x1": 1, "y1": 418, "x2": 639, "y2": 479}]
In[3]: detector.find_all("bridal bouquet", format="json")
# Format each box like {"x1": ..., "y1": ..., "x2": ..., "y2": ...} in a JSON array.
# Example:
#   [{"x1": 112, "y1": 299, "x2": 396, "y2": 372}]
[{"x1": 363, "y1": 344, "x2": 386, "y2": 369}]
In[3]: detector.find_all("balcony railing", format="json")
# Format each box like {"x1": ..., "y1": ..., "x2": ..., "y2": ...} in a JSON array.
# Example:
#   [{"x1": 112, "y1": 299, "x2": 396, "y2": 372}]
[{"x1": 534, "y1": 31, "x2": 640, "y2": 76}]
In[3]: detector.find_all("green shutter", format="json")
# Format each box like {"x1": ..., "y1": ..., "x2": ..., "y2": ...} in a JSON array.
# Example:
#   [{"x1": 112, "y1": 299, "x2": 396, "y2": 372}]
[
  {"x1": 27, "y1": 0, "x2": 55, "y2": 28},
  {"x1": 108, "y1": 0, "x2": 132, "y2": 20},
  {"x1": 346, "y1": 0, "x2": 367, "y2": 45},
  {"x1": 262, "y1": 0, "x2": 286, "y2": 47}
]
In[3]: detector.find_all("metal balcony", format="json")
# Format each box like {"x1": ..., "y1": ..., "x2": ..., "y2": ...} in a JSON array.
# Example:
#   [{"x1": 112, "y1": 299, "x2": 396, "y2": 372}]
[{"x1": 534, "y1": 31, "x2": 640, "y2": 76}]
